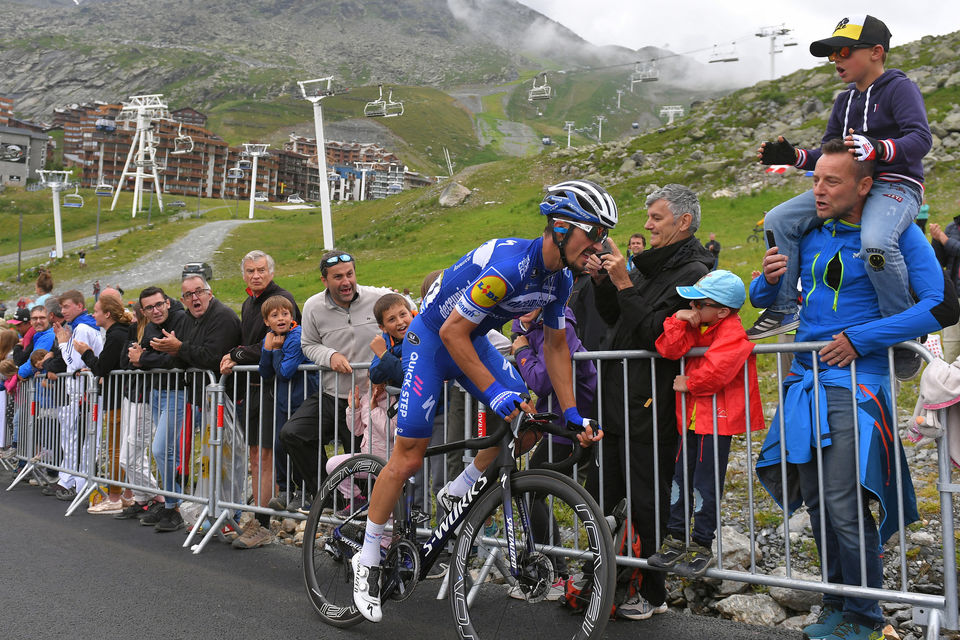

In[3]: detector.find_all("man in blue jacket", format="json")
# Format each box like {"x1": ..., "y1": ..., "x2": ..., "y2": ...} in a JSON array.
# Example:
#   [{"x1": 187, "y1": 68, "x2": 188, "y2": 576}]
[{"x1": 751, "y1": 140, "x2": 958, "y2": 640}]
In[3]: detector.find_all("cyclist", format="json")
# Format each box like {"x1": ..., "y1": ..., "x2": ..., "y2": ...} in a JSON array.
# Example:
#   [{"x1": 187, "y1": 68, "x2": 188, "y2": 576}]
[{"x1": 352, "y1": 179, "x2": 617, "y2": 622}]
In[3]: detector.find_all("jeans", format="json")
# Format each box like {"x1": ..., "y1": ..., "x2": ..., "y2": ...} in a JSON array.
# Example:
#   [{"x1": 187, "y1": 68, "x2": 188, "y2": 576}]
[
  {"x1": 666, "y1": 430, "x2": 732, "y2": 546},
  {"x1": 151, "y1": 389, "x2": 186, "y2": 508},
  {"x1": 797, "y1": 386, "x2": 884, "y2": 627},
  {"x1": 764, "y1": 181, "x2": 921, "y2": 316}
]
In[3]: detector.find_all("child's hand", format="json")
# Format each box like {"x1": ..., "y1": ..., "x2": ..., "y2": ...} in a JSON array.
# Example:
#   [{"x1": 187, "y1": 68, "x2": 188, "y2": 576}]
[
  {"x1": 511, "y1": 335, "x2": 529, "y2": 354},
  {"x1": 268, "y1": 332, "x2": 286, "y2": 351},
  {"x1": 673, "y1": 375, "x2": 689, "y2": 392},
  {"x1": 369, "y1": 335, "x2": 387, "y2": 358},
  {"x1": 675, "y1": 309, "x2": 700, "y2": 327},
  {"x1": 371, "y1": 383, "x2": 385, "y2": 406},
  {"x1": 348, "y1": 384, "x2": 361, "y2": 408}
]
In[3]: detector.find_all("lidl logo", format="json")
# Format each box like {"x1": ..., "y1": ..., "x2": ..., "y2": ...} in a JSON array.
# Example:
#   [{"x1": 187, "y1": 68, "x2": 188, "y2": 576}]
[{"x1": 470, "y1": 275, "x2": 507, "y2": 308}]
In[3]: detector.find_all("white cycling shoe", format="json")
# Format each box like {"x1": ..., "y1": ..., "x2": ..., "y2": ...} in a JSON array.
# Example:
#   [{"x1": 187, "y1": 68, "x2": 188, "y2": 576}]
[{"x1": 352, "y1": 554, "x2": 383, "y2": 623}]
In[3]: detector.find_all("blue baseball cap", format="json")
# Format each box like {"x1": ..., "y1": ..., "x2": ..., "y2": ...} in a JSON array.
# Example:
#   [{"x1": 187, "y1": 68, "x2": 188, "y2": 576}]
[{"x1": 676, "y1": 270, "x2": 745, "y2": 309}]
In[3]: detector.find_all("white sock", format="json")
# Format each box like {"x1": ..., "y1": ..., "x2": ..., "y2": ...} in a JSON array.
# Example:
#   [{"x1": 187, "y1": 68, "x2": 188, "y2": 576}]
[
  {"x1": 448, "y1": 461, "x2": 482, "y2": 498},
  {"x1": 360, "y1": 520, "x2": 386, "y2": 567}
]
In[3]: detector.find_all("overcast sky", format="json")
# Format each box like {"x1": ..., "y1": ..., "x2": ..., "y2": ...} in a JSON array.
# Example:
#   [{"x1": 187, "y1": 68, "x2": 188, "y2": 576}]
[{"x1": 517, "y1": 1, "x2": 960, "y2": 84}]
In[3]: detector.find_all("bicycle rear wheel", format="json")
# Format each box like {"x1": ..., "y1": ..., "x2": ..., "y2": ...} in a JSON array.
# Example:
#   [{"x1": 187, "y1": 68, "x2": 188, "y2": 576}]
[
  {"x1": 449, "y1": 469, "x2": 615, "y2": 640},
  {"x1": 302, "y1": 454, "x2": 385, "y2": 628}
]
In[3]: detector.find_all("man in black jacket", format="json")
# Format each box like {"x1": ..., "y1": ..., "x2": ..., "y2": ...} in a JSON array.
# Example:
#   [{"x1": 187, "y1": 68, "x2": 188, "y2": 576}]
[
  {"x1": 589, "y1": 184, "x2": 716, "y2": 621},
  {"x1": 127, "y1": 286, "x2": 189, "y2": 531},
  {"x1": 219, "y1": 250, "x2": 300, "y2": 549}
]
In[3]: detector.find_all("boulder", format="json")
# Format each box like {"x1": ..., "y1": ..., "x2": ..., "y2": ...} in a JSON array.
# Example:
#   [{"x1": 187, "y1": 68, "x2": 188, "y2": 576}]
[
  {"x1": 944, "y1": 71, "x2": 960, "y2": 89},
  {"x1": 618, "y1": 158, "x2": 636, "y2": 174},
  {"x1": 439, "y1": 182, "x2": 471, "y2": 207},
  {"x1": 768, "y1": 567, "x2": 823, "y2": 612},
  {"x1": 715, "y1": 593, "x2": 787, "y2": 626},
  {"x1": 714, "y1": 525, "x2": 761, "y2": 568}
]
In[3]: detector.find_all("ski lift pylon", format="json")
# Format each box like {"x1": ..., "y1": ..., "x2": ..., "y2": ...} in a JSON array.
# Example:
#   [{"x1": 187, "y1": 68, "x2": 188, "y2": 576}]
[
  {"x1": 171, "y1": 122, "x2": 194, "y2": 155},
  {"x1": 62, "y1": 185, "x2": 84, "y2": 208},
  {"x1": 527, "y1": 72, "x2": 552, "y2": 102}
]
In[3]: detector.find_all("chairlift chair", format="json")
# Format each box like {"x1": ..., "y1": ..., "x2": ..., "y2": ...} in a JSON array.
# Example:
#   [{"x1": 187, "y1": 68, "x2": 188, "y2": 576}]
[
  {"x1": 709, "y1": 44, "x2": 739, "y2": 63},
  {"x1": 171, "y1": 122, "x2": 194, "y2": 155},
  {"x1": 94, "y1": 183, "x2": 113, "y2": 197},
  {"x1": 364, "y1": 84, "x2": 388, "y2": 117},
  {"x1": 527, "y1": 72, "x2": 552, "y2": 103},
  {"x1": 237, "y1": 159, "x2": 252, "y2": 170},
  {"x1": 783, "y1": 35, "x2": 798, "y2": 47},
  {"x1": 62, "y1": 185, "x2": 84, "y2": 208},
  {"x1": 383, "y1": 88, "x2": 404, "y2": 118},
  {"x1": 227, "y1": 167, "x2": 244, "y2": 180}
]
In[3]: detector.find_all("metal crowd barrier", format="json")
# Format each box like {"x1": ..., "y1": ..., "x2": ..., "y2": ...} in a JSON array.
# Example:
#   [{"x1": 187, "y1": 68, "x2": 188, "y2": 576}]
[{"x1": 1, "y1": 342, "x2": 955, "y2": 637}]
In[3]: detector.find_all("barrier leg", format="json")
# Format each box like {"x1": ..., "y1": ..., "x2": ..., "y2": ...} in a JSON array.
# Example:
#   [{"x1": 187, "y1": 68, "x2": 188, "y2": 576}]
[
  {"x1": 924, "y1": 607, "x2": 941, "y2": 640},
  {"x1": 191, "y1": 510, "x2": 231, "y2": 554},
  {"x1": 183, "y1": 505, "x2": 211, "y2": 548},
  {"x1": 6, "y1": 461, "x2": 37, "y2": 490}
]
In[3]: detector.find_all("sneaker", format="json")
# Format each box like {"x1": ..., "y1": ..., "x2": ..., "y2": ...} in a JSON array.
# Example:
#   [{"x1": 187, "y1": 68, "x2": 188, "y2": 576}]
[
  {"x1": 746, "y1": 309, "x2": 800, "y2": 340},
  {"x1": 436, "y1": 482, "x2": 460, "y2": 514},
  {"x1": 506, "y1": 578, "x2": 566, "y2": 601},
  {"x1": 55, "y1": 487, "x2": 78, "y2": 501},
  {"x1": 675, "y1": 540, "x2": 713, "y2": 578},
  {"x1": 87, "y1": 497, "x2": 124, "y2": 515},
  {"x1": 41, "y1": 483, "x2": 65, "y2": 497},
  {"x1": 893, "y1": 344, "x2": 923, "y2": 381},
  {"x1": 336, "y1": 497, "x2": 368, "y2": 519},
  {"x1": 267, "y1": 491, "x2": 302, "y2": 511},
  {"x1": 802, "y1": 605, "x2": 845, "y2": 640},
  {"x1": 154, "y1": 508, "x2": 184, "y2": 532},
  {"x1": 139, "y1": 501, "x2": 167, "y2": 526},
  {"x1": 617, "y1": 593, "x2": 668, "y2": 620},
  {"x1": 823, "y1": 621, "x2": 883, "y2": 640},
  {"x1": 647, "y1": 534, "x2": 686, "y2": 570},
  {"x1": 351, "y1": 554, "x2": 382, "y2": 623},
  {"x1": 115, "y1": 501, "x2": 149, "y2": 520},
  {"x1": 232, "y1": 522, "x2": 274, "y2": 549}
]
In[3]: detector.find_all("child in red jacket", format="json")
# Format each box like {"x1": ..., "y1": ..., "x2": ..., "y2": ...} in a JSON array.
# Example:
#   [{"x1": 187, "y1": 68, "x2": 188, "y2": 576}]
[{"x1": 649, "y1": 270, "x2": 765, "y2": 577}]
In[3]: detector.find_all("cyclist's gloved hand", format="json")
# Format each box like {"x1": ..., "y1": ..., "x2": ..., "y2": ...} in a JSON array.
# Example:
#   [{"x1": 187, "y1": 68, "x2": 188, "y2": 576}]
[
  {"x1": 564, "y1": 408, "x2": 600, "y2": 432},
  {"x1": 847, "y1": 133, "x2": 886, "y2": 162},
  {"x1": 485, "y1": 382, "x2": 526, "y2": 420},
  {"x1": 759, "y1": 137, "x2": 798, "y2": 165}
]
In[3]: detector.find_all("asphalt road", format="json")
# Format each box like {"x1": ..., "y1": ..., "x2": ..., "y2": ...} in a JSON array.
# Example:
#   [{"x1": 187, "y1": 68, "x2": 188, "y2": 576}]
[{"x1": 0, "y1": 469, "x2": 802, "y2": 640}]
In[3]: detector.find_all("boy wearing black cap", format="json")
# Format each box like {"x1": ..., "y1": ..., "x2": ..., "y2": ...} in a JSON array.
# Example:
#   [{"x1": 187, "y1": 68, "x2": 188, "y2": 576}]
[
  {"x1": 650, "y1": 270, "x2": 765, "y2": 578},
  {"x1": 750, "y1": 15, "x2": 931, "y2": 376}
]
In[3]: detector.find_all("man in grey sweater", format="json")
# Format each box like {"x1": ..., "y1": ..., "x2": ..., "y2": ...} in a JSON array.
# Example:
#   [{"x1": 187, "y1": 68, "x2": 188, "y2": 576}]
[{"x1": 278, "y1": 251, "x2": 391, "y2": 501}]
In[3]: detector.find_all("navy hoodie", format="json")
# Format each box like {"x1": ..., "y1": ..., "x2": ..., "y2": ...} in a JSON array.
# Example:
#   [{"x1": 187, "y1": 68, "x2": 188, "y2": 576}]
[{"x1": 796, "y1": 69, "x2": 931, "y2": 189}]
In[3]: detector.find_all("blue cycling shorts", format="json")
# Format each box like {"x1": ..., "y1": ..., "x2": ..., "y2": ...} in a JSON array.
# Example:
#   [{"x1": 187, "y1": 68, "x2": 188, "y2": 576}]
[{"x1": 395, "y1": 315, "x2": 526, "y2": 439}]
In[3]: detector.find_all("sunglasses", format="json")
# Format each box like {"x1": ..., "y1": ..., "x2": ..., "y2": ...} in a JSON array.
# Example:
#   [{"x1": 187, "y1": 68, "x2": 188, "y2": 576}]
[
  {"x1": 321, "y1": 253, "x2": 354, "y2": 273},
  {"x1": 561, "y1": 219, "x2": 609, "y2": 243},
  {"x1": 828, "y1": 44, "x2": 874, "y2": 62},
  {"x1": 691, "y1": 300, "x2": 724, "y2": 310}
]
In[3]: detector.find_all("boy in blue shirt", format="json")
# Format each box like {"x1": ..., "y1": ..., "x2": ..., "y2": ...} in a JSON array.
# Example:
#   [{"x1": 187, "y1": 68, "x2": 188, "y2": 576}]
[
  {"x1": 259, "y1": 295, "x2": 318, "y2": 512},
  {"x1": 753, "y1": 15, "x2": 932, "y2": 383},
  {"x1": 368, "y1": 293, "x2": 414, "y2": 387}
]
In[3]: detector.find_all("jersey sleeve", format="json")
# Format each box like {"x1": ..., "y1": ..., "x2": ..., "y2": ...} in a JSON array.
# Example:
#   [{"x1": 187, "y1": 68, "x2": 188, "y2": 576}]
[
  {"x1": 541, "y1": 271, "x2": 572, "y2": 330},
  {"x1": 454, "y1": 265, "x2": 516, "y2": 325}
]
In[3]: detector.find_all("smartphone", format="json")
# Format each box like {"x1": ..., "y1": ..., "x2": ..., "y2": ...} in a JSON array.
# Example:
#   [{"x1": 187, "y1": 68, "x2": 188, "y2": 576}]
[
  {"x1": 595, "y1": 251, "x2": 611, "y2": 274},
  {"x1": 765, "y1": 230, "x2": 777, "y2": 249}
]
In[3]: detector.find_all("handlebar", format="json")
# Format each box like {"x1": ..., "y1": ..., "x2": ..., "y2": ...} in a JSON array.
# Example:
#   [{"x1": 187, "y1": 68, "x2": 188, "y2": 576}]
[{"x1": 423, "y1": 411, "x2": 596, "y2": 474}]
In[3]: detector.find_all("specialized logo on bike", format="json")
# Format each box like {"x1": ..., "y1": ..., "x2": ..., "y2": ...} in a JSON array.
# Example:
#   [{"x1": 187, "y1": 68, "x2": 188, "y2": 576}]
[
  {"x1": 423, "y1": 475, "x2": 488, "y2": 557},
  {"x1": 470, "y1": 273, "x2": 508, "y2": 308}
]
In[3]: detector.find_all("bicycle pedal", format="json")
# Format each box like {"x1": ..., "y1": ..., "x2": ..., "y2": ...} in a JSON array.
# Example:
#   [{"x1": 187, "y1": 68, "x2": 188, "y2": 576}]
[{"x1": 410, "y1": 509, "x2": 431, "y2": 525}]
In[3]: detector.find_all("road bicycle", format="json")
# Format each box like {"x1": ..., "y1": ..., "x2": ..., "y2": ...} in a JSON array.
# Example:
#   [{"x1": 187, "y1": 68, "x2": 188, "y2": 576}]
[{"x1": 302, "y1": 412, "x2": 616, "y2": 639}]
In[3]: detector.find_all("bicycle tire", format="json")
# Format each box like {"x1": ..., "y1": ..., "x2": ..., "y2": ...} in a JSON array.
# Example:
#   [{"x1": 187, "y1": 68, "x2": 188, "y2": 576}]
[
  {"x1": 303, "y1": 453, "x2": 386, "y2": 628},
  {"x1": 747, "y1": 234, "x2": 760, "y2": 243},
  {"x1": 449, "y1": 469, "x2": 615, "y2": 640}
]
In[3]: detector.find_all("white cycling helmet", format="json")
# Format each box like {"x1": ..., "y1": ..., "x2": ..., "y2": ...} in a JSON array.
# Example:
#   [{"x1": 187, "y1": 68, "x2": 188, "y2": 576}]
[{"x1": 539, "y1": 179, "x2": 619, "y2": 229}]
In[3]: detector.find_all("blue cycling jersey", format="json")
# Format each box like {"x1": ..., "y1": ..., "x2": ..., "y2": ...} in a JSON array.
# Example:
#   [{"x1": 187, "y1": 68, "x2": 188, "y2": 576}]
[
  {"x1": 397, "y1": 236, "x2": 572, "y2": 438},
  {"x1": 418, "y1": 237, "x2": 572, "y2": 335}
]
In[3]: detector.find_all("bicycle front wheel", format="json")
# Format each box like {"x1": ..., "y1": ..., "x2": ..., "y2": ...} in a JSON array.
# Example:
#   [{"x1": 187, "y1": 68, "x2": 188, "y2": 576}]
[
  {"x1": 449, "y1": 469, "x2": 615, "y2": 640},
  {"x1": 303, "y1": 453, "x2": 386, "y2": 628}
]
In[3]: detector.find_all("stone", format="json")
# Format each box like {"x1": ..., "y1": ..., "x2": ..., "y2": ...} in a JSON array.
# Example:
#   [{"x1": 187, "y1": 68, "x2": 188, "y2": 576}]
[
  {"x1": 715, "y1": 593, "x2": 787, "y2": 626},
  {"x1": 282, "y1": 518, "x2": 298, "y2": 534},
  {"x1": 717, "y1": 579, "x2": 749, "y2": 596},
  {"x1": 943, "y1": 112, "x2": 960, "y2": 133},
  {"x1": 618, "y1": 158, "x2": 636, "y2": 174},
  {"x1": 788, "y1": 509, "x2": 810, "y2": 533},
  {"x1": 768, "y1": 567, "x2": 823, "y2": 612},
  {"x1": 714, "y1": 525, "x2": 761, "y2": 569},
  {"x1": 782, "y1": 614, "x2": 809, "y2": 630},
  {"x1": 630, "y1": 151, "x2": 645, "y2": 166},
  {"x1": 908, "y1": 531, "x2": 936, "y2": 546},
  {"x1": 945, "y1": 72, "x2": 960, "y2": 89},
  {"x1": 438, "y1": 182, "x2": 471, "y2": 207}
]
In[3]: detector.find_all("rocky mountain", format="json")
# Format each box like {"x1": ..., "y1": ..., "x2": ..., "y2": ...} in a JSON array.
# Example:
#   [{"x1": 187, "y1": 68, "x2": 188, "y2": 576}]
[{"x1": 0, "y1": 0, "x2": 644, "y2": 118}]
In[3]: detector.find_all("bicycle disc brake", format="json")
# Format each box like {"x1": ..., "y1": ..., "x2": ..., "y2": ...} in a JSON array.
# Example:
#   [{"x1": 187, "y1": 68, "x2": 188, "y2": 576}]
[
  {"x1": 383, "y1": 539, "x2": 421, "y2": 602},
  {"x1": 512, "y1": 551, "x2": 556, "y2": 603}
]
